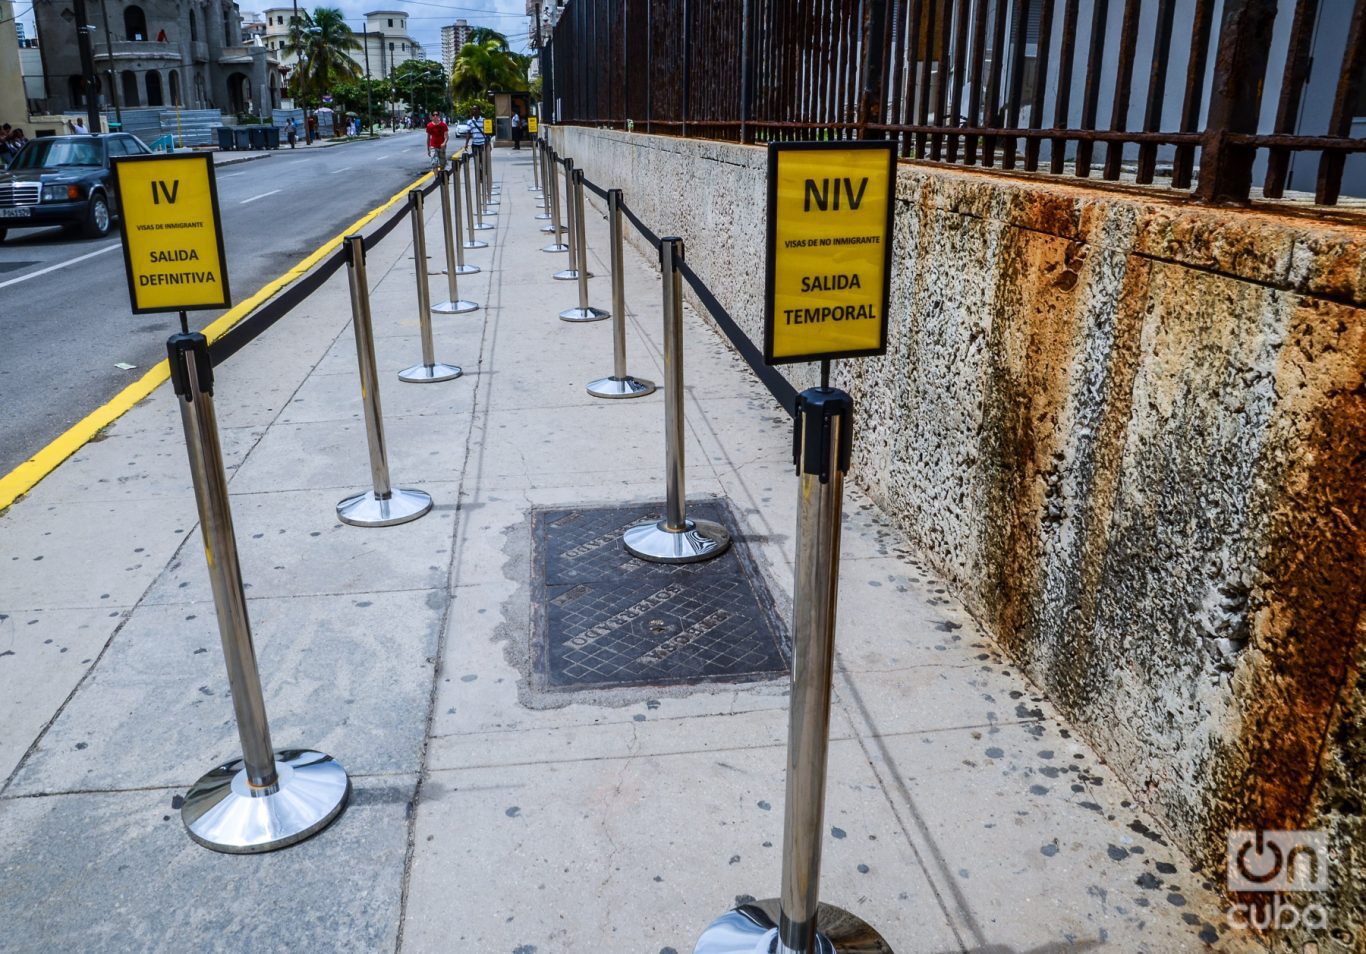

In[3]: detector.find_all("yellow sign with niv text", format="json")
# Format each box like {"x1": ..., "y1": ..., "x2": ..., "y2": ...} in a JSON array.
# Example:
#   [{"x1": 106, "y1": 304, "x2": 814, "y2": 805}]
[
  {"x1": 764, "y1": 141, "x2": 895, "y2": 365},
  {"x1": 113, "y1": 153, "x2": 230, "y2": 315},
  {"x1": 484, "y1": 118, "x2": 494, "y2": 134},
  {"x1": 528, "y1": 116, "x2": 539, "y2": 134}
]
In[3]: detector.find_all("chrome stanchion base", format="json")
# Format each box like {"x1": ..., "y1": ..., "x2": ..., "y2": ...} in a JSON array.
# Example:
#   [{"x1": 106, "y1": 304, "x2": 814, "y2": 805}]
[
  {"x1": 623, "y1": 516, "x2": 731, "y2": 564},
  {"x1": 472, "y1": 222, "x2": 495, "y2": 231},
  {"x1": 536, "y1": 212, "x2": 553, "y2": 221},
  {"x1": 398, "y1": 362, "x2": 462, "y2": 383},
  {"x1": 462, "y1": 239, "x2": 490, "y2": 249},
  {"x1": 587, "y1": 375, "x2": 657, "y2": 399},
  {"x1": 453, "y1": 263, "x2": 481, "y2": 274},
  {"x1": 559, "y1": 306, "x2": 610, "y2": 322},
  {"x1": 181, "y1": 749, "x2": 350, "y2": 854},
  {"x1": 541, "y1": 242, "x2": 570, "y2": 252},
  {"x1": 693, "y1": 899, "x2": 893, "y2": 954},
  {"x1": 432, "y1": 299, "x2": 479, "y2": 314},
  {"x1": 482, "y1": 207, "x2": 498, "y2": 216},
  {"x1": 336, "y1": 487, "x2": 433, "y2": 527},
  {"x1": 554, "y1": 268, "x2": 592, "y2": 280}
]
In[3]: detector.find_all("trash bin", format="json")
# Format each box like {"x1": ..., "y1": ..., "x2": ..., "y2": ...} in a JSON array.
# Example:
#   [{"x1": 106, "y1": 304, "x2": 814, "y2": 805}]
[
  {"x1": 263, "y1": 125, "x2": 280, "y2": 150},
  {"x1": 216, "y1": 126, "x2": 235, "y2": 151},
  {"x1": 247, "y1": 125, "x2": 267, "y2": 150},
  {"x1": 232, "y1": 126, "x2": 253, "y2": 150}
]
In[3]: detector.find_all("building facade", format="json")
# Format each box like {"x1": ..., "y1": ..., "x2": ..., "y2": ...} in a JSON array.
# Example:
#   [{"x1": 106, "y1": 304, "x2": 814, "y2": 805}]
[
  {"x1": 0, "y1": 0, "x2": 26, "y2": 124},
  {"x1": 439, "y1": 18, "x2": 469, "y2": 75},
  {"x1": 33, "y1": 0, "x2": 280, "y2": 115}
]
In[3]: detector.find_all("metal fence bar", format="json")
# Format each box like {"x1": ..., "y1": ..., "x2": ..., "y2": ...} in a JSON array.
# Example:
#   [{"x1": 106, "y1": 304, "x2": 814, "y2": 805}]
[
  {"x1": 1075, "y1": 0, "x2": 1110, "y2": 178},
  {"x1": 1023, "y1": 0, "x2": 1057, "y2": 172},
  {"x1": 1196, "y1": 0, "x2": 1278, "y2": 203},
  {"x1": 1315, "y1": 0, "x2": 1366, "y2": 204},
  {"x1": 1136, "y1": 0, "x2": 1178, "y2": 184},
  {"x1": 1103, "y1": 0, "x2": 1144, "y2": 181}
]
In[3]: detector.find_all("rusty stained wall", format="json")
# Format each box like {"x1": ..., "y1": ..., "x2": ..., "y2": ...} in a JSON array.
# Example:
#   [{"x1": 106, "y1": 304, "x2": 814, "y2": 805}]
[{"x1": 551, "y1": 127, "x2": 1366, "y2": 949}]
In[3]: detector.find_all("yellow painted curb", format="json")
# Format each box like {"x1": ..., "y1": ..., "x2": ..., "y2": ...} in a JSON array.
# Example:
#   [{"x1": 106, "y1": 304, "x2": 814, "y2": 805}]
[{"x1": 0, "y1": 169, "x2": 436, "y2": 513}]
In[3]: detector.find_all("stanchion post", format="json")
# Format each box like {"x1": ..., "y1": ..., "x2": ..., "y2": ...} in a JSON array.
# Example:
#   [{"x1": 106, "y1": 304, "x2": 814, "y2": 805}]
[
  {"x1": 622, "y1": 236, "x2": 730, "y2": 563},
  {"x1": 432, "y1": 169, "x2": 478, "y2": 314},
  {"x1": 691, "y1": 389, "x2": 892, "y2": 954},
  {"x1": 538, "y1": 146, "x2": 560, "y2": 232},
  {"x1": 484, "y1": 143, "x2": 499, "y2": 207},
  {"x1": 450, "y1": 157, "x2": 479, "y2": 272},
  {"x1": 529, "y1": 138, "x2": 541, "y2": 192},
  {"x1": 169, "y1": 332, "x2": 350, "y2": 853},
  {"x1": 336, "y1": 234, "x2": 434, "y2": 527},
  {"x1": 472, "y1": 150, "x2": 494, "y2": 232},
  {"x1": 399, "y1": 188, "x2": 462, "y2": 383},
  {"x1": 587, "y1": 188, "x2": 656, "y2": 398},
  {"x1": 553, "y1": 158, "x2": 580, "y2": 280},
  {"x1": 560, "y1": 168, "x2": 608, "y2": 321},
  {"x1": 462, "y1": 155, "x2": 489, "y2": 248}
]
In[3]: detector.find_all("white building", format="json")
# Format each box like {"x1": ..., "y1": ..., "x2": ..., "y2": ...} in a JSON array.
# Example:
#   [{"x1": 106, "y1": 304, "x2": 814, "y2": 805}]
[
  {"x1": 261, "y1": 7, "x2": 419, "y2": 80},
  {"x1": 439, "y1": 19, "x2": 470, "y2": 75}
]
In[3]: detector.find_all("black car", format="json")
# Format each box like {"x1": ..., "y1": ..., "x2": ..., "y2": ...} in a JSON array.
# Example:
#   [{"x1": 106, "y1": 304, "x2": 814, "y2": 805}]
[{"x1": 0, "y1": 133, "x2": 152, "y2": 243}]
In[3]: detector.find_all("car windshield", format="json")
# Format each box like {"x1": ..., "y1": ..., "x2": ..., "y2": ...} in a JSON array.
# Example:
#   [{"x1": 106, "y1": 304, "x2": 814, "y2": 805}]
[{"x1": 10, "y1": 138, "x2": 104, "y2": 170}]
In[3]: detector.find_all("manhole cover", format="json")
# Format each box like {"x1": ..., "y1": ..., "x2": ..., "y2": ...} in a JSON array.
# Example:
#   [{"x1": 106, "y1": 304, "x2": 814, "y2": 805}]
[{"x1": 531, "y1": 500, "x2": 788, "y2": 692}]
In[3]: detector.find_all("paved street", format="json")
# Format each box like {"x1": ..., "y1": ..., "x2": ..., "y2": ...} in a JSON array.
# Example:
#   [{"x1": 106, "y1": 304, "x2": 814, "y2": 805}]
[{"x1": 0, "y1": 132, "x2": 431, "y2": 476}]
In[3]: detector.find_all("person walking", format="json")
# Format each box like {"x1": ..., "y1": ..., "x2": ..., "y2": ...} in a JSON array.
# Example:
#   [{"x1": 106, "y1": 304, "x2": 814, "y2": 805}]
[
  {"x1": 426, "y1": 111, "x2": 449, "y2": 172},
  {"x1": 71, "y1": 117, "x2": 89, "y2": 135},
  {"x1": 285, "y1": 118, "x2": 298, "y2": 148},
  {"x1": 510, "y1": 110, "x2": 522, "y2": 150}
]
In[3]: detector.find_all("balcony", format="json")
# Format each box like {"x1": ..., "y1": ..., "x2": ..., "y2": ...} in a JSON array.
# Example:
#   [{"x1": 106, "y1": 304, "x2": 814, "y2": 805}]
[
  {"x1": 192, "y1": 41, "x2": 209, "y2": 62},
  {"x1": 92, "y1": 38, "x2": 182, "y2": 62}
]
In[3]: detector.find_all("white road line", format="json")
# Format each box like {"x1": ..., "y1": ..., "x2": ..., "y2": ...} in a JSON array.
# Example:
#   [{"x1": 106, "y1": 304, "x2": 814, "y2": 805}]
[
  {"x1": 220, "y1": 171, "x2": 246, "y2": 178},
  {"x1": 373, "y1": 153, "x2": 390, "y2": 160},
  {"x1": 330, "y1": 166, "x2": 352, "y2": 173},
  {"x1": 0, "y1": 242, "x2": 121, "y2": 290},
  {"x1": 239, "y1": 189, "x2": 281, "y2": 205}
]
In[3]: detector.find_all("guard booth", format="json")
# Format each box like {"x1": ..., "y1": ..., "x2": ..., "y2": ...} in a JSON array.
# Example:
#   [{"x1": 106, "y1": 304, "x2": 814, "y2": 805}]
[{"x1": 488, "y1": 90, "x2": 531, "y2": 146}]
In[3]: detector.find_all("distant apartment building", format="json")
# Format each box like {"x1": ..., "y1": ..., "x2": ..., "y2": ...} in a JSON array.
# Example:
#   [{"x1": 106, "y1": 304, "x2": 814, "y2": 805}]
[
  {"x1": 263, "y1": 7, "x2": 418, "y2": 80},
  {"x1": 439, "y1": 19, "x2": 470, "y2": 74}
]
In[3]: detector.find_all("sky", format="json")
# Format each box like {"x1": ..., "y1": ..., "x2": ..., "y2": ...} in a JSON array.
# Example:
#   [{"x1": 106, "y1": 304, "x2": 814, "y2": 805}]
[{"x1": 9, "y1": 0, "x2": 534, "y2": 64}]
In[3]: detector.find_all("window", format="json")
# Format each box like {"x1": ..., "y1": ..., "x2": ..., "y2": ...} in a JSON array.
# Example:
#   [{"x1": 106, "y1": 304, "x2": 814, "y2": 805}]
[
  {"x1": 190, "y1": 10, "x2": 198, "y2": 40},
  {"x1": 123, "y1": 5, "x2": 147, "y2": 41},
  {"x1": 388, "y1": 42, "x2": 394, "y2": 51},
  {"x1": 106, "y1": 136, "x2": 133, "y2": 157},
  {"x1": 146, "y1": 69, "x2": 163, "y2": 106},
  {"x1": 387, "y1": 18, "x2": 393, "y2": 27},
  {"x1": 402, "y1": 42, "x2": 406, "y2": 51}
]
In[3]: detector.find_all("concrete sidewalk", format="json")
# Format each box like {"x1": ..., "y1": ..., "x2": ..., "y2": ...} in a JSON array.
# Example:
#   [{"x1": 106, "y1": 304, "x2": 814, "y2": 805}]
[{"x1": 0, "y1": 148, "x2": 1260, "y2": 953}]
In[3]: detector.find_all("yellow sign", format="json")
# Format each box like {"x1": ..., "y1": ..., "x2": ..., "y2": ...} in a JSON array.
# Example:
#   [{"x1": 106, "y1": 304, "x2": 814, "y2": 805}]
[
  {"x1": 764, "y1": 142, "x2": 894, "y2": 365},
  {"x1": 527, "y1": 116, "x2": 539, "y2": 135},
  {"x1": 113, "y1": 154, "x2": 230, "y2": 314},
  {"x1": 483, "y1": 118, "x2": 494, "y2": 134}
]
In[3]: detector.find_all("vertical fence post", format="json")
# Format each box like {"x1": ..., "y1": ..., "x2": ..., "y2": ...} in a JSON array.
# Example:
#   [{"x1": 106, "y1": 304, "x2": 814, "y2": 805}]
[
  {"x1": 541, "y1": 149, "x2": 569, "y2": 250},
  {"x1": 1195, "y1": 0, "x2": 1277, "y2": 204},
  {"x1": 858, "y1": 0, "x2": 889, "y2": 139},
  {"x1": 399, "y1": 188, "x2": 462, "y2": 383},
  {"x1": 739, "y1": 0, "x2": 755, "y2": 144},
  {"x1": 336, "y1": 235, "x2": 434, "y2": 528},
  {"x1": 559, "y1": 168, "x2": 610, "y2": 321},
  {"x1": 622, "y1": 237, "x2": 731, "y2": 564},
  {"x1": 170, "y1": 332, "x2": 350, "y2": 853},
  {"x1": 588, "y1": 188, "x2": 656, "y2": 398}
]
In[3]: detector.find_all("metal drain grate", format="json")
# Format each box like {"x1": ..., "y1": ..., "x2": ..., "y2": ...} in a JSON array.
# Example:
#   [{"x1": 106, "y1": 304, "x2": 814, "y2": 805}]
[{"x1": 531, "y1": 500, "x2": 789, "y2": 692}]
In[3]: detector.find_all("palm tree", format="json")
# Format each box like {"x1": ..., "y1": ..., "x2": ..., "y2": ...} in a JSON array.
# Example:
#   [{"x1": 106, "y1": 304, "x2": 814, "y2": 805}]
[
  {"x1": 283, "y1": 7, "x2": 361, "y2": 102},
  {"x1": 468, "y1": 26, "x2": 508, "y2": 50},
  {"x1": 451, "y1": 39, "x2": 527, "y2": 99}
]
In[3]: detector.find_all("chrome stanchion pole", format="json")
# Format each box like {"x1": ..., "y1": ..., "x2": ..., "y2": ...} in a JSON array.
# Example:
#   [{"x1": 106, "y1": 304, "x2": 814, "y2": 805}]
[
  {"x1": 336, "y1": 235, "x2": 434, "y2": 527},
  {"x1": 432, "y1": 169, "x2": 478, "y2": 314},
  {"x1": 623, "y1": 236, "x2": 730, "y2": 563},
  {"x1": 588, "y1": 188, "x2": 655, "y2": 397},
  {"x1": 553, "y1": 158, "x2": 581, "y2": 280},
  {"x1": 169, "y1": 332, "x2": 350, "y2": 853},
  {"x1": 484, "y1": 143, "x2": 499, "y2": 205},
  {"x1": 538, "y1": 146, "x2": 560, "y2": 232},
  {"x1": 399, "y1": 188, "x2": 462, "y2": 383},
  {"x1": 450, "y1": 155, "x2": 479, "y2": 273},
  {"x1": 472, "y1": 149, "x2": 495, "y2": 232},
  {"x1": 529, "y1": 138, "x2": 542, "y2": 192},
  {"x1": 560, "y1": 168, "x2": 608, "y2": 322},
  {"x1": 692, "y1": 389, "x2": 892, "y2": 954},
  {"x1": 462, "y1": 155, "x2": 489, "y2": 248}
]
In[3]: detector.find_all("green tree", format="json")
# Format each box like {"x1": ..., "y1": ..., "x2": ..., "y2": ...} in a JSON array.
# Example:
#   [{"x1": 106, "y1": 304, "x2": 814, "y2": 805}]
[
  {"x1": 450, "y1": 39, "x2": 528, "y2": 100},
  {"x1": 283, "y1": 7, "x2": 361, "y2": 101},
  {"x1": 468, "y1": 26, "x2": 508, "y2": 50},
  {"x1": 391, "y1": 59, "x2": 449, "y2": 115}
]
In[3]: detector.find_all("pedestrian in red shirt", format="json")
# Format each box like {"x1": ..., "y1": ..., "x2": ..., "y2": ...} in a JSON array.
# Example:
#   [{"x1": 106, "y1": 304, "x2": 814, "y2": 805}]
[{"x1": 426, "y1": 112, "x2": 449, "y2": 171}]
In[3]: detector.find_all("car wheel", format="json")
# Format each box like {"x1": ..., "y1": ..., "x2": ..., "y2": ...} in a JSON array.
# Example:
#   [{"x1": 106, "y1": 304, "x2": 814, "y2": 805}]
[{"x1": 82, "y1": 193, "x2": 111, "y2": 238}]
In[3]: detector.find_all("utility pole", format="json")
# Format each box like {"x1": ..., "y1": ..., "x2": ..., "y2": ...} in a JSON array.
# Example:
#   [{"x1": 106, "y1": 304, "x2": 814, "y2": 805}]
[
  {"x1": 71, "y1": 0, "x2": 102, "y2": 132},
  {"x1": 97, "y1": 0, "x2": 122, "y2": 125}
]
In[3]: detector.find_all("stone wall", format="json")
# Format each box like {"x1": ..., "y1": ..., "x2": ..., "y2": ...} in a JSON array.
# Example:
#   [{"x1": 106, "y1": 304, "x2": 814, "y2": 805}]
[{"x1": 550, "y1": 125, "x2": 1366, "y2": 949}]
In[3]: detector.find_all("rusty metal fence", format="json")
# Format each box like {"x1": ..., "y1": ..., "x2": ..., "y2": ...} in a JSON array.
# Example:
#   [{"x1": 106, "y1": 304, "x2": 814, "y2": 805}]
[{"x1": 543, "y1": 0, "x2": 1366, "y2": 206}]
